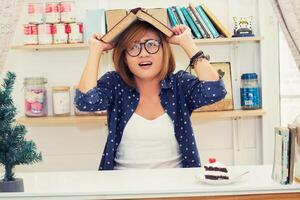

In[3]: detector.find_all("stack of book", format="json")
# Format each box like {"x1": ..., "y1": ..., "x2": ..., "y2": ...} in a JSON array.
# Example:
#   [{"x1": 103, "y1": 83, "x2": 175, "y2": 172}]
[
  {"x1": 272, "y1": 125, "x2": 300, "y2": 184},
  {"x1": 167, "y1": 3, "x2": 231, "y2": 38}
]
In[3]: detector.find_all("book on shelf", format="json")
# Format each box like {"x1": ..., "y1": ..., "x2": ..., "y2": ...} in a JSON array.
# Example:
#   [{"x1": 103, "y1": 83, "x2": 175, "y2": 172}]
[
  {"x1": 193, "y1": 62, "x2": 233, "y2": 112},
  {"x1": 180, "y1": 7, "x2": 202, "y2": 39},
  {"x1": 84, "y1": 9, "x2": 106, "y2": 43},
  {"x1": 287, "y1": 125, "x2": 297, "y2": 184},
  {"x1": 166, "y1": 4, "x2": 230, "y2": 38},
  {"x1": 171, "y1": 7, "x2": 182, "y2": 25},
  {"x1": 200, "y1": 3, "x2": 231, "y2": 37},
  {"x1": 195, "y1": 5, "x2": 220, "y2": 38},
  {"x1": 272, "y1": 126, "x2": 298, "y2": 184},
  {"x1": 295, "y1": 125, "x2": 300, "y2": 183},
  {"x1": 272, "y1": 128, "x2": 284, "y2": 183},
  {"x1": 186, "y1": 7, "x2": 208, "y2": 38},
  {"x1": 189, "y1": 3, "x2": 213, "y2": 38},
  {"x1": 101, "y1": 8, "x2": 173, "y2": 44},
  {"x1": 167, "y1": 7, "x2": 179, "y2": 27},
  {"x1": 174, "y1": 6, "x2": 189, "y2": 27}
]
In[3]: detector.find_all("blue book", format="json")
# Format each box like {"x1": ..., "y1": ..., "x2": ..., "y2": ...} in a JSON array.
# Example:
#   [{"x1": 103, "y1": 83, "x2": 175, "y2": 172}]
[
  {"x1": 174, "y1": 6, "x2": 188, "y2": 26},
  {"x1": 84, "y1": 9, "x2": 106, "y2": 43},
  {"x1": 181, "y1": 7, "x2": 202, "y2": 39},
  {"x1": 196, "y1": 5, "x2": 220, "y2": 38},
  {"x1": 167, "y1": 7, "x2": 179, "y2": 27}
]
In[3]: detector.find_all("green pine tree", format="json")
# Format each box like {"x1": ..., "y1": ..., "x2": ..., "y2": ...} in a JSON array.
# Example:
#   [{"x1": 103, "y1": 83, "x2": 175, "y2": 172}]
[{"x1": 0, "y1": 71, "x2": 42, "y2": 181}]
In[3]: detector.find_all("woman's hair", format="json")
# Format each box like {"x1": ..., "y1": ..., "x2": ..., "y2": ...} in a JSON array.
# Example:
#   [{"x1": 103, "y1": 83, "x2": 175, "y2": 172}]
[{"x1": 112, "y1": 21, "x2": 176, "y2": 88}]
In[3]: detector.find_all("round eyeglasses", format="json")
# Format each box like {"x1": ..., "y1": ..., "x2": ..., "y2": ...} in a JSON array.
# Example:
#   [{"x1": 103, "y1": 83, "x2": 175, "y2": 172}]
[{"x1": 126, "y1": 39, "x2": 161, "y2": 57}]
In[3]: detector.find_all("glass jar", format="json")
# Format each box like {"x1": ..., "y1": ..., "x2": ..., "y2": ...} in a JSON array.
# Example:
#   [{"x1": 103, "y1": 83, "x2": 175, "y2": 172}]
[
  {"x1": 27, "y1": 2, "x2": 44, "y2": 24},
  {"x1": 52, "y1": 86, "x2": 71, "y2": 116},
  {"x1": 240, "y1": 73, "x2": 261, "y2": 110},
  {"x1": 24, "y1": 77, "x2": 48, "y2": 117},
  {"x1": 60, "y1": 1, "x2": 76, "y2": 23},
  {"x1": 45, "y1": 2, "x2": 60, "y2": 24}
]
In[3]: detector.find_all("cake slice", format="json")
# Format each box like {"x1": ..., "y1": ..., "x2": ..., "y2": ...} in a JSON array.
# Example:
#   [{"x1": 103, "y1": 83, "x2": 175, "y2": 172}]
[{"x1": 204, "y1": 158, "x2": 229, "y2": 180}]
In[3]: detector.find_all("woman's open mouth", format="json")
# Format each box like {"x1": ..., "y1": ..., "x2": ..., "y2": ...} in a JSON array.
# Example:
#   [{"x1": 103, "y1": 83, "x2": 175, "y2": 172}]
[{"x1": 138, "y1": 61, "x2": 153, "y2": 69}]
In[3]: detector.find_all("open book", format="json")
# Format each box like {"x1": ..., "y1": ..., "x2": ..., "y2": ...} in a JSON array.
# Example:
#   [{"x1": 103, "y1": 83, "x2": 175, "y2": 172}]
[{"x1": 101, "y1": 8, "x2": 174, "y2": 44}]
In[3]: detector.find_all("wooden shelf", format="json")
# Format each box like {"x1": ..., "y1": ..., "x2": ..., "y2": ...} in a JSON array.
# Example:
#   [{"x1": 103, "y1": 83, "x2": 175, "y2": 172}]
[
  {"x1": 10, "y1": 43, "x2": 89, "y2": 50},
  {"x1": 16, "y1": 109, "x2": 265, "y2": 125},
  {"x1": 10, "y1": 37, "x2": 262, "y2": 50},
  {"x1": 193, "y1": 36, "x2": 263, "y2": 45},
  {"x1": 16, "y1": 115, "x2": 106, "y2": 125},
  {"x1": 191, "y1": 109, "x2": 265, "y2": 120}
]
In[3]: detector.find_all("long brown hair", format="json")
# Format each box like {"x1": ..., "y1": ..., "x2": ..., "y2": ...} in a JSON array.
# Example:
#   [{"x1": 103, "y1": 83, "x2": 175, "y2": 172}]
[{"x1": 112, "y1": 21, "x2": 176, "y2": 88}]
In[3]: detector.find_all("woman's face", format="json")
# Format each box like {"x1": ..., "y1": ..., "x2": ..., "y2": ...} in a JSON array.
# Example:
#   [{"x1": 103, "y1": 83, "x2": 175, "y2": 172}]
[{"x1": 125, "y1": 30, "x2": 163, "y2": 82}]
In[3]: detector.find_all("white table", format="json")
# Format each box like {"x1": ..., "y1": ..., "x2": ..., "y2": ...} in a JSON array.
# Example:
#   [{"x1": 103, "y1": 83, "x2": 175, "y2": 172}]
[{"x1": 0, "y1": 165, "x2": 299, "y2": 200}]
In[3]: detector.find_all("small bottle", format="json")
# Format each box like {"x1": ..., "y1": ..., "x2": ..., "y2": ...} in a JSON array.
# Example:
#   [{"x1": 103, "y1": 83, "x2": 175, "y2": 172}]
[
  {"x1": 240, "y1": 73, "x2": 261, "y2": 110},
  {"x1": 52, "y1": 86, "x2": 71, "y2": 116},
  {"x1": 24, "y1": 77, "x2": 48, "y2": 117}
]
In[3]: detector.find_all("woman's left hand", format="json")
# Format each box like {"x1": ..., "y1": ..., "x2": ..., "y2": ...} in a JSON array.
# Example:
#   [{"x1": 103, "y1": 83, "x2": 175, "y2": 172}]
[{"x1": 167, "y1": 25, "x2": 194, "y2": 47}]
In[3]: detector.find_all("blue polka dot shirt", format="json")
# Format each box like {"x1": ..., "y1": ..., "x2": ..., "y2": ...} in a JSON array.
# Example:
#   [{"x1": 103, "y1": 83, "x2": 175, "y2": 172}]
[{"x1": 75, "y1": 70, "x2": 227, "y2": 170}]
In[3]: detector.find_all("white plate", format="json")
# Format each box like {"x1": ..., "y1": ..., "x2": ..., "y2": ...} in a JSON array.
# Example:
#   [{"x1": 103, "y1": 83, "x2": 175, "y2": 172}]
[{"x1": 195, "y1": 170, "x2": 249, "y2": 185}]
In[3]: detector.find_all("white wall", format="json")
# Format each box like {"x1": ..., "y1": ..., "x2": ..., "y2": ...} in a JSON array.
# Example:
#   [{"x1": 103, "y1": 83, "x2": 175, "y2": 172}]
[
  {"x1": 279, "y1": 27, "x2": 300, "y2": 126},
  {"x1": 0, "y1": 0, "x2": 279, "y2": 172}
]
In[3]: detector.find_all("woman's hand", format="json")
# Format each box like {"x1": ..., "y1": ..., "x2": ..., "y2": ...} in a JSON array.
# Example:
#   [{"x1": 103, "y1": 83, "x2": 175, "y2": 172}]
[
  {"x1": 89, "y1": 33, "x2": 114, "y2": 54},
  {"x1": 167, "y1": 25, "x2": 194, "y2": 47},
  {"x1": 167, "y1": 25, "x2": 198, "y2": 59}
]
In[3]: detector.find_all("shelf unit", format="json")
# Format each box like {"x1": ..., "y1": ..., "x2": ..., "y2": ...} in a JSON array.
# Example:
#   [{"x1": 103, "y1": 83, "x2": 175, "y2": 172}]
[
  {"x1": 10, "y1": 37, "x2": 263, "y2": 50},
  {"x1": 16, "y1": 109, "x2": 265, "y2": 125}
]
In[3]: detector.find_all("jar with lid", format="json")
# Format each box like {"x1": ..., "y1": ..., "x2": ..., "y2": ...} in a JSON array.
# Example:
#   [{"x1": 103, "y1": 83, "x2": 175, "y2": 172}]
[
  {"x1": 27, "y1": 2, "x2": 44, "y2": 24},
  {"x1": 52, "y1": 86, "x2": 71, "y2": 116},
  {"x1": 60, "y1": 1, "x2": 76, "y2": 23},
  {"x1": 24, "y1": 77, "x2": 48, "y2": 117},
  {"x1": 240, "y1": 73, "x2": 261, "y2": 110}
]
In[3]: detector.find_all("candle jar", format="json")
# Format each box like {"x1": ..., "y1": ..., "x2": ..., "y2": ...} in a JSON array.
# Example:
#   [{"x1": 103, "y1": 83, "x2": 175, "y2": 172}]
[
  {"x1": 24, "y1": 77, "x2": 48, "y2": 117},
  {"x1": 60, "y1": 1, "x2": 76, "y2": 23},
  {"x1": 27, "y1": 2, "x2": 44, "y2": 24},
  {"x1": 52, "y1": 86, "x2": 71, "y2": 116},
  {"x1": 240, "y1": 73, "x2": 261, "y2": 110}
]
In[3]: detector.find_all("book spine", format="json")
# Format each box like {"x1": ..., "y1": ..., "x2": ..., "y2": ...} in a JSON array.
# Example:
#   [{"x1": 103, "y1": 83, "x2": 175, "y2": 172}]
[
  {"x1": 272, "y1": 128, "x2": 283, "y2": 183},
  {"x1": 196, "y1": 5, "x2": 220, "y2": 38},
  {"x1": 167, "y1": 7, "x2": 179, "y2": 27},
  {"x1": 189, "y1": 4, "x2": 212, "y2": 38},
  {"x1": 287, "y1": 127, "x2": 295, "y2": 184},
  {"x1": 296, "y1": 126, "x2": 300, "y2": 181},
  {"x1": 171, "y1": 6, "x2": 182, "y2": 24},
  {"x1": 281, "y1": 129, "x2": 290, "y2": 184},
  {"x1": 84, "y1": 9, "x2": 105, "y2": 43},
  {"x1": 200, "y1": 4, "x2": 231, "y2": 37},
  {"x1": 181, "y1": 7, "x2": 202, "y2": 39},
  {"x1": 174, "y1": 6, "x2": 189, "y2": 27},
  {"x1": 186, "y1": 7, "x2": 207, "y2": 38},
  {"x1": 186, "y1": 7, "x2": 208, "y2": 38}
]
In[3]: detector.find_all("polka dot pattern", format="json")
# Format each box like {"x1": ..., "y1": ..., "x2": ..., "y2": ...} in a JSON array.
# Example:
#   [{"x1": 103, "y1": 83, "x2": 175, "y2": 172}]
[{"x1": 75, "y1": 70, "x2": 227, "y2": 170}]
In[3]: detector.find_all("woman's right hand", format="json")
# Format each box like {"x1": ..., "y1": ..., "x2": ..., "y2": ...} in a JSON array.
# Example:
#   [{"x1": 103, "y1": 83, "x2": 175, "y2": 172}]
[{"x1": 89, "y1": 33, "x2": 114, "y2": 54}]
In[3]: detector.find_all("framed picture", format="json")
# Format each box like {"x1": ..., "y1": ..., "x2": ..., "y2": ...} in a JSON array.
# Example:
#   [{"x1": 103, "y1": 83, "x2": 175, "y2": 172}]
[{"x1": 192, "y1": 62, "x2": 234, "y2": 112}]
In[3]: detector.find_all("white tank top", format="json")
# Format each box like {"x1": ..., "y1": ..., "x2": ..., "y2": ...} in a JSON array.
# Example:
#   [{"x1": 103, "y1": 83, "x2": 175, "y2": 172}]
[{"x1": 114, "y1": 113, "x2": 182, "y2": 170}]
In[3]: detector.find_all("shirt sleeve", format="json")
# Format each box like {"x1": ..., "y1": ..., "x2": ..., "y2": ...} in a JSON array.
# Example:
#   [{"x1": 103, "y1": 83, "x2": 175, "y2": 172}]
[
  {"x1": 74, "y1": 71, "x2": 115, "y2": 112},
  {"x1": 177, "y1": 70, "x2": 227, "y2": 112}
]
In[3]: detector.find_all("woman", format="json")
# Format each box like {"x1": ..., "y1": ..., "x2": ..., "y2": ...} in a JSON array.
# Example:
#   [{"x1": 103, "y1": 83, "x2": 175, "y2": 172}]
[{"x1": 75, "y1": 21, "x2": 226, "y2": 170}]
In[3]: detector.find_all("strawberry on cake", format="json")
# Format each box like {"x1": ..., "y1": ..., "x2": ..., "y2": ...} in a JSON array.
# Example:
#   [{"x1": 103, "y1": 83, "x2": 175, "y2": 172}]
[{"x1": 203, "y1": 158, "x2": 229, "y2": 180}]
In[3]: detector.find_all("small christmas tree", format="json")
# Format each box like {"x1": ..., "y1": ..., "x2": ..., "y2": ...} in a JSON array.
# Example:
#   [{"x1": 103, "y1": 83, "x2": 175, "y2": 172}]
[{"x1": 0, "y1": 71, "x2": 42, "y2": 182}]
